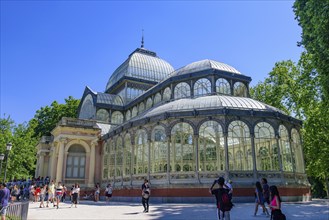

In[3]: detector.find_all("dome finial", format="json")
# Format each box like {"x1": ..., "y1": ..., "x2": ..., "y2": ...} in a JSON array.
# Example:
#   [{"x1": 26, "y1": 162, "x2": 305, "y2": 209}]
[{"x1": 141, "y1": 29, "x2": 144, "y2": 48}]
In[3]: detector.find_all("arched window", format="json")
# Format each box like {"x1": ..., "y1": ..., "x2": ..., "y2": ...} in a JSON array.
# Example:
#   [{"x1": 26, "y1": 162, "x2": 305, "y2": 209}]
[
  {"x1": 66, "y1": 145, "x2": 86, "y2": 179},
  {"x1": 134, "y1": 129, "x2": 148, "y2": 174},
  {"x1": 194, "y1": 78, "x2": 211, "y2": 97},
  {"x1": 79, "y1": 94, "x2": 95, "y2": 119},
  {"x1": 132, "y1": 107, "x2": 138, "y2": 118},
  {"x1": 233, "y1": 82, "x2": 247, "y2": 97},
  {"x1": 174, "y1": 82, "x2": 191, "y2": 99},
  {"x1": 146, "y1": 98, "x2": 153, "y2": 110},
  {"x1": 151, "y1": 126, "x2": 167, "y2": 173},
  {"x1": 279, "y1": 125, "x2": 293, "y2": 172},
  {"x1": 154, "y1": 93, "x2": 162, "y2": 105},
  {"x1": 291, "y1": 129, "x2": 304, "y2": 173},
  {"x1": 124, "y1": 134, "x2": 132, "y2": 176},
  {"x1": 199, "y1": 121, "x2": 224, "y2": 172},
  {"x1": 111, "y1": 111, "x2": 123, "y2": 124},
  {"x1": 228, "y1": 121, "x2": 252, "y2": 171},
  {"x1": 116, "y1": 137, "x2": 123, "y2": 178},
  {"x1": 96, "y1": 109, "x2": 109, "y2": 122},
  {"x1": 163, "y1": 87, "x2": 171, "y2": 101},
  {"x1": 138, "y1": 102, "x2": 145, "y2": 114},
  {"x1": 125, "y1": 110, "x2": 131, "y2": 121},
  {"x1": 171, "y1": 123, "x2": 194, "y2": 173},
  {"x1": 255, "y1": 122, "x2": 278, "y2": 171},
  {"x1": 216, "y1": 78, "x2": 230, "y2": 95}
]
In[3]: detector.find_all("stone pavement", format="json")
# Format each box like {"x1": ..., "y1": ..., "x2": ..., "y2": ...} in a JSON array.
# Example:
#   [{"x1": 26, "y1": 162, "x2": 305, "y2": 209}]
[{"x1": 27, "y1": 199, "x2": 328, "y2": 220}]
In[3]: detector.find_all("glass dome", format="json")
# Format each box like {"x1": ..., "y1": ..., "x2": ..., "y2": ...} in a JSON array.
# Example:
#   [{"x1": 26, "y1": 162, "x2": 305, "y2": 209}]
[
  {"x1": 171, "y1": 59, "x2": 241, "y2": 76},
  {"x1": 141, "y1": 95, "x2": 285, "y2": 118},
  {"x1": 105, "y1": 48, "x2": 174, "y2": 91}
]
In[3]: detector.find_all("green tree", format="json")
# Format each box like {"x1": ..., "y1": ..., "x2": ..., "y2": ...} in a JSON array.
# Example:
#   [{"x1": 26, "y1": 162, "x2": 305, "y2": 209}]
[
  {"x1": 0, "y1": 117, "x2": 38, "y2": 180},
  {"x1": 32, "y1": 96, "x2": 80, "y2": 137},
  {"x1": 293, "y1": 0, "x2": 329, "y2": 100},
  {"x1": 251, "y1": 53, "x2": 329, "y2": 197}
]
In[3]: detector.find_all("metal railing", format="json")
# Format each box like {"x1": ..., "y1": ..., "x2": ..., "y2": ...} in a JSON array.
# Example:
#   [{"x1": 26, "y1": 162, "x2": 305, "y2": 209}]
[{"x1": 6, "y1": 201, "x2": 29, "y2": 220}]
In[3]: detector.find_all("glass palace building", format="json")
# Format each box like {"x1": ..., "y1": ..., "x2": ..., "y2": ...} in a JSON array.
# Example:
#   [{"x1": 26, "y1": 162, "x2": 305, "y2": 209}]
[{"x1": 36, "y1": 45, "x2": 310, "y2": 202}]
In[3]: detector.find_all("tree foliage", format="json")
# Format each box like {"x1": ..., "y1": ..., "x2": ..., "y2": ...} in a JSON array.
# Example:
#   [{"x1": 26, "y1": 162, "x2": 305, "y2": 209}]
[
  {"x1": 293, "y1": 0, "x2": 329, "y2": 101},
  {"x1": 250, "y1": 53, "x2": 329, "y2": 197},
  {"x1": 0, "y1": 96, "x2": 80, "y2": 181},
  {"x1": 32, "y1": 96, "x2": 80, "y2": 137},
  {"x1": 0, "y1": 117, "x2": 38, "y2": 180}
]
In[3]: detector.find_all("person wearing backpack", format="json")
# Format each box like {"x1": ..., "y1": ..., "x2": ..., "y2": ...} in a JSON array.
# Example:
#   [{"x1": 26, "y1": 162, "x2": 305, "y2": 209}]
[{"x1": 209, "y1": 177, "x2": 232, "y2": 220}]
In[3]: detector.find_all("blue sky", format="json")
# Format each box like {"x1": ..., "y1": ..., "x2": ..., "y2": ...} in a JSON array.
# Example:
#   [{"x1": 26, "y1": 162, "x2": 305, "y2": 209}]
[{"x1": 1, "y1": 1, "x2": 303, "y2": 125}]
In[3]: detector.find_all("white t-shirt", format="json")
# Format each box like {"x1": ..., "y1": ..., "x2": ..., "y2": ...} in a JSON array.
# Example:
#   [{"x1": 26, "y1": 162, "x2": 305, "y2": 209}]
[
  {"x1": 72, "y1": 187, "x2": 80, "y2": 194},
  {"x1": 105, "y1": 186, "x2": 112, "y2": 194}
]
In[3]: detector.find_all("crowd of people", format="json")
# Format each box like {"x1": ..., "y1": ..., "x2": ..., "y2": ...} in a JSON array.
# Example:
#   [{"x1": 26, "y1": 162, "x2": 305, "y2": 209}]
[
  {"x1": 209, "y1": 177, "x2": 285, "y2": 220},
  {"x1": 0, "y1": 176, "x2": 286, "y2": 220}
]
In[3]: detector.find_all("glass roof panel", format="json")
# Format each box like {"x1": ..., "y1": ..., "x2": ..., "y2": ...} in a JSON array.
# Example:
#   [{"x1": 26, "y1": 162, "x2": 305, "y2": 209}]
[
  {"x1": 170, "y1": 59, "x2": 241, "y2": 77},
  {"x1": 139, "y1": 95, "x2": 285, "y2": 119},
  {"x1": 97, "y1": 93, "x2": 124, "y2": 106},
  {"x1": 106, "y1": 49, "x2": 174, "y2": 91}
]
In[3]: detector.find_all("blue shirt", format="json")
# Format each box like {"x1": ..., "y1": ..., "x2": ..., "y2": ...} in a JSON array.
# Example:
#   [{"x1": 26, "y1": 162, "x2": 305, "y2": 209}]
[{"x1": 0, "y1": 187, "x2": 10, "y2": 207}]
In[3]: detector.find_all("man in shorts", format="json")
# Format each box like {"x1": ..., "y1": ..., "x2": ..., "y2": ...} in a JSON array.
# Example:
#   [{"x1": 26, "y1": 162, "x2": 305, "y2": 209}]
[{"x1": 0, "y1": 183, "x2": 11, "y2": 220}]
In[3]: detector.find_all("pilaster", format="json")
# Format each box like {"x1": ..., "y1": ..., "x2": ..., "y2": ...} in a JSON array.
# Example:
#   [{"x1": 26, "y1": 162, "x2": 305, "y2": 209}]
[
  {"x1": 88, "y1": 140, "x2": 97, "y2": 186},
  {"x1": 56, "y1": 138, "x2": 67, "y2": 183}
]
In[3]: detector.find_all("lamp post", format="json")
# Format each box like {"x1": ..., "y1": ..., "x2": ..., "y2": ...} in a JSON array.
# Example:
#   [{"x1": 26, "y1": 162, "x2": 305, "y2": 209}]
[
  {"x1": 4, "y1": 143, "x2": 12, "y2": 182},
  {"x1": 0, "y1": 154, "x2": 4, "y2": 180}
]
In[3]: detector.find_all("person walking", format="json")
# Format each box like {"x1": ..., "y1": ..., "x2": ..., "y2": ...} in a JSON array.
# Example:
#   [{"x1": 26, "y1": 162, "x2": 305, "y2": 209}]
[
  {"x1": 0, "y1": 183, "x2": 11, "y2": 220},
  {"x1": 210, "y1": 177, "x2": 231, "y2": 220},
  {"x1": 268, "y1": 185, "x2": 286, "y2": 220},
  {"x1": 104, "y1": 184, "x2": 113, "y2": 203},
  {"x1": 48, "y1": 180, "x2": 55, "y2": 205},
  {"x1": 94, "y1": 183, "x2": 100, "y2": 202},
  {"x1": 262, "y1": 178, "x2": 270, "y2": 214},
  {"x1": 39, "y1": 184, "x2": 47, "y2": 208},
  {"x1": 55, "y1": 182, "x2": 64, "y2": 209},
  {"x1": 141, "y1": 179, "x2": 150, "y2": 213},
  {"x1": 254, "y1": 181, "x2": 270, "y2": 217},
  {"x1": 71, "y1": 183, "x2": 80, "y2": 208}
]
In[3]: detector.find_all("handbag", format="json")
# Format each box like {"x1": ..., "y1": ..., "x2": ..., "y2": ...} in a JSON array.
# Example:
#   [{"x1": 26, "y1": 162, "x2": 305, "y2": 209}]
[{"x1": 271, "y1": 209, "x2": 286, "y2": 220}]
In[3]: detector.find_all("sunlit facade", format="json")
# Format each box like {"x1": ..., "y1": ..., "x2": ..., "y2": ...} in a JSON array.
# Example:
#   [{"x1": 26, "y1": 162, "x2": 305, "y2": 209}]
[{"x1": 36, "y1": 46, "x2": 309, "y2": 202}]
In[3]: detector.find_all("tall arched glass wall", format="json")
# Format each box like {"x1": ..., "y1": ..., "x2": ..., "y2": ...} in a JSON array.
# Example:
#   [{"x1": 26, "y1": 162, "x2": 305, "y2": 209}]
[{"x1": 102, "y1": 120, "x2": 304, "y2": 183}]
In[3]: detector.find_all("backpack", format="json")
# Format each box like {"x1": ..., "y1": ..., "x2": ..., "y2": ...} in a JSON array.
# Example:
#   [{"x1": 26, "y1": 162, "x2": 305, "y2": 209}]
[
  {"x1": 218, "y1": 189, "x2": 233, "y2": 212},
  {"x1": 271, "y1": 209, "x2": 286, "y2": 220}
]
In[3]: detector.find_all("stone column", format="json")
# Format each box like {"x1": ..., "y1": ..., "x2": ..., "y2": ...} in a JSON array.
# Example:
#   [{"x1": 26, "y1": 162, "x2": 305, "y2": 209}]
[
  {"x1": 49, "y1": 145, "x2": 57, "y2": 181},
  {"x1": 35, "y1": 156, "x2": 40, "y2": 178},
  {"x1": 38, "y1": 153, "x2": 45, "y2": 177},
  {"x1": 62, "y1": 151, "x2": 68, "y2": 183},
  {"x1": 88, "y1": 141, "x2": 96, "y2": 186},
  {"x1": 250, "y1": 134, "x2": 257, "y2": 182},
  {"x1": 56, "y1": 138, "x2": 66, "y2": 182}
]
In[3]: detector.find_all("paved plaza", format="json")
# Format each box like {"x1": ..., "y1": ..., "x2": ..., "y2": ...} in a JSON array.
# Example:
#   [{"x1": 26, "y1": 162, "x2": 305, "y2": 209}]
[{"x1": 27, "y1": 199, "x2": 328, "y2": 220}]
